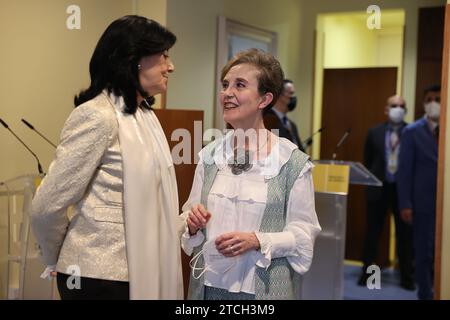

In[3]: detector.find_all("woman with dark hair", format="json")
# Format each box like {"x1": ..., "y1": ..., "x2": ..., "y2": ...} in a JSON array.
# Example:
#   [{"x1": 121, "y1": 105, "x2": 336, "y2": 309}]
[
  {"x1": 31, "y1": 15, "x2": 183, "y2": 300},
  {"x1": 180, "y1": 49, "x2": 321, "y2": 300}
]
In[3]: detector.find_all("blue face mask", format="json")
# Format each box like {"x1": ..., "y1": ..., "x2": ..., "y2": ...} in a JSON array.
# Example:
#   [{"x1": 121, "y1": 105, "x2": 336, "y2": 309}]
[{"x1": 287, "y1": 96, "x2": 297, "y2": 111}]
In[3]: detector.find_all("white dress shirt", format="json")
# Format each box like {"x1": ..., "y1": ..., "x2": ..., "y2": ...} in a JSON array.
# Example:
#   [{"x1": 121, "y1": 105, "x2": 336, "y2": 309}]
[{"x1": 181, "y1": 133, "x2": 321, "y2": 294}]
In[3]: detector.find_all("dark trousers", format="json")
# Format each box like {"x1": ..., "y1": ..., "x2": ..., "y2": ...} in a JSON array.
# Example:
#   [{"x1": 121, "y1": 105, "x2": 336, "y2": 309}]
[
  {"x1": 57, "y1": 273, "x2": 129, "y2": 300},
  {"x1": 413, "y1": 211, "x2": 435, "y2": 300},
  {"x1": 362, "y1": 182, "x2": 414, "y2": 282}
]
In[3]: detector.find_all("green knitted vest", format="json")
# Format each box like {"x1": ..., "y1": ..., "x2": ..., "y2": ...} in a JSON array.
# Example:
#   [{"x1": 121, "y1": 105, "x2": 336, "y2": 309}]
[{"x1": 187, "y1": 141, "x2": 309, "y2": 300}]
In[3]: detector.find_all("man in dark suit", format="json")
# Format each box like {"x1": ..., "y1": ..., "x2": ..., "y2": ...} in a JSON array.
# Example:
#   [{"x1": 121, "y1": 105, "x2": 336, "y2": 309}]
[
  {"x1": 397, "y1": 85, "x2": 441, "y2": 300},
  {"x1": 263, "y1": 79, "x2": 305, "y2": 152},
  {"x1": 358, "y1": 95, "x2": 415, "y2": 290}
]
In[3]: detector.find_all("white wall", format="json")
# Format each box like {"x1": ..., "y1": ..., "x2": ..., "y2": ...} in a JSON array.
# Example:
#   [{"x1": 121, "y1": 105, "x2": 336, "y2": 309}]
[
  {"x1": 167, "y1": 0, "x2": 304, "y2": 136},
  {"x1": 166, "y1": 0, "x2": 224, "y2": 133},
  {"x1": 2, "y1": 0, "x2": 445, "y2": 182},
  {"x1": 223, "y1": 0, "x2": 303, "y2": 80},
  {"x1": 297, "y1": 0, "x2": 445, "y2": 154},
  {"x1": 0, "y1": 0, "x2": 448, "y2": 299},
  {"x1": 0, "y1": 0, "x2": 139, "y2": 299},
  {"x1": 223, "y1": 0, "x2": 306, "y2": 142},
  {"x1": 323, "y1": 15, "x2": 378, "y2": 68},
  {"x1": 311, "y1": 11, "x2": 405, "y2": 159},
  {"x1": 0, "y1": 0, "x2": 135, "y2": 182},
  {"x1": 167, "y1": 0, "x2": 444, "y2": 149}
]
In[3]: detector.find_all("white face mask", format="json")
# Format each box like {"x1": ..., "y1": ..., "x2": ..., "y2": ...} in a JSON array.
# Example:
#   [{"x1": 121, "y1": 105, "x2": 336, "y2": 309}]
[
  {"x1": 424, "y1": 101, "x2": 440, "y2": 121},
  {"x1": 388, "y1": 107, "x2": 406, "y2": 124},
  {"x1": 189, "y1": 239, "x2": 237, "y2": 280}
]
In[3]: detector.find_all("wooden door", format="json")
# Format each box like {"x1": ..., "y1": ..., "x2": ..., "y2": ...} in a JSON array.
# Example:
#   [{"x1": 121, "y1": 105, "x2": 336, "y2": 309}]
[
  {"x1": 415, "y1": 6, "x2": 445, "y2": 120},
  {"x1": 320, "y1": 68, "x2": 397, "y2": 266},
  {"x1": 154, "y1": 108, "x2": 203, "y2": 298}
]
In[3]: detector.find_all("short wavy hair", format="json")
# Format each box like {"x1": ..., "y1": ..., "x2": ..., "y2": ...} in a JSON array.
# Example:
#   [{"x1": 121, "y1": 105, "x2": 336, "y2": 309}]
[
  {"x1": 220, "y1": 48, "x2": 284, "y2": 110},
  {"x1": 74, "y1": 15, "x2": 176, "y2": 114}
]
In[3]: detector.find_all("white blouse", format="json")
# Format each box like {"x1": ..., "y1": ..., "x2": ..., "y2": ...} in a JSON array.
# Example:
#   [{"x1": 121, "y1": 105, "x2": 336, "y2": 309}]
[{"x1": 181, "y1": 133, "x2": 321, "y2": 294}]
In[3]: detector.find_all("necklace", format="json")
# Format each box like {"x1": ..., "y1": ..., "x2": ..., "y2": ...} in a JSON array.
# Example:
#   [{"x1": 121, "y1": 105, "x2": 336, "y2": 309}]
[{"x1": 228, "y1": 131, "x2": 270, "y2": 175}]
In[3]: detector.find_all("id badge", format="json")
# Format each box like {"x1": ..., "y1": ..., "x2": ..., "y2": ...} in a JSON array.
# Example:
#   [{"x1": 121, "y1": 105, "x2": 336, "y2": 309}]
[{"x1": 387, "y1": 150, "x2": 398, "y2": 174}]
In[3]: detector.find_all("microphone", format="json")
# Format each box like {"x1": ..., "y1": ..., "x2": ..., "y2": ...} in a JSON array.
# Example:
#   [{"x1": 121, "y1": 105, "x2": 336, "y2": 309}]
[
  {"x1": 21, "y1": 118, "x2": 57, "y2": 148},
  {"x1": 302, "y1": 127, "x2": 325, "y2": 149},
  {"x1": 0, "y1": 118, "x2": 44, "y2": 174},
  {"x1": 332, "y1": 128, "x2": 351, "y2": 160}
]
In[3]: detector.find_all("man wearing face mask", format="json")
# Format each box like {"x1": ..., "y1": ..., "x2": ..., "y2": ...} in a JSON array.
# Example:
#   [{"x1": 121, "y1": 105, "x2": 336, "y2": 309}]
[
  {"x1": 397, "y1": 85, "x2": 441, "y2": 300},
  {"x1": 263, "y1": 79, "x2": 305, "y2": 152},
  {"x1": 358, "y1": 95, "x2": 415, "y2": 291}
]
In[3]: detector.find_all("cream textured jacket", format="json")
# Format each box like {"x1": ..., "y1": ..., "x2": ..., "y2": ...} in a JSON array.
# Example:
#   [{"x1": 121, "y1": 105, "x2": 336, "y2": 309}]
[{"x1": 32, "y1": 93, "x2": 129, "y2": 281}]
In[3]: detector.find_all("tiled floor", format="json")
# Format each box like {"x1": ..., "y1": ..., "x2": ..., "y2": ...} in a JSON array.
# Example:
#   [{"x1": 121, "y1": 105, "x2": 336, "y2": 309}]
[{"x1": 344, "y1": 264, "x2": 418, "y2": 300}]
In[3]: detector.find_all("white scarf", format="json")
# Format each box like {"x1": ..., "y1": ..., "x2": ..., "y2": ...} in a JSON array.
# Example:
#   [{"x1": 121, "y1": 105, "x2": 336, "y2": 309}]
[{"x1": 107, "y1": 92, "x2": 183, "y2": 299}]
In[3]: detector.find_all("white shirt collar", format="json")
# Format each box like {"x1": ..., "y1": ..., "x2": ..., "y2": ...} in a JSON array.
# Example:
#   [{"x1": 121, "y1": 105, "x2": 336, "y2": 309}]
[{"x1": 211, "y1": 130, "x2": 298, "y2": 179}]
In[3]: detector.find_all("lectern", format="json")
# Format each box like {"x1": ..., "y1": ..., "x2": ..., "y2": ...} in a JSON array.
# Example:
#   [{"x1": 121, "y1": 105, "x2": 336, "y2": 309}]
[
  {"x1": 299, "y1": 160, "x2": 381, "y2": 299},
  {"x1": 0, "y1": 174, "x2": 55, "y2": 299}
]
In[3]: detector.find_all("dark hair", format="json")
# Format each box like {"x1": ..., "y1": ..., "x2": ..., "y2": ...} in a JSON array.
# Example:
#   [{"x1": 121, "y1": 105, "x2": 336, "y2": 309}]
[
  {"x1": 220, "y1": 48, "x2": 284, "y2": 110},
  {"x1": 74, "y1": 15, "x2": 176, "y2": 114},
  {"x1": 424, "y1": 84, "x2": 441, "y2": 96}
]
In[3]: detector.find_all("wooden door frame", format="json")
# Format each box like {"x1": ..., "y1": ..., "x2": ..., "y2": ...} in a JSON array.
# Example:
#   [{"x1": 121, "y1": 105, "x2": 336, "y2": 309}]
[{"x1": 434, "y1": 3, "x2": 450, "y2": 301}]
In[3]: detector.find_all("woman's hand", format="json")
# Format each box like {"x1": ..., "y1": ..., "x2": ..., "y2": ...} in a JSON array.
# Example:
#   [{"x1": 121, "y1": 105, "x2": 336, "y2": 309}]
[
  {"x1": 215, "y1": 232, "x2": 260, "y2": 257},
  {"x1": 187, "y1": 204, "x2": 211, "y2": 235},
  {"x1": 40, "y1": 265, "x2": 57, "y2": 280}
]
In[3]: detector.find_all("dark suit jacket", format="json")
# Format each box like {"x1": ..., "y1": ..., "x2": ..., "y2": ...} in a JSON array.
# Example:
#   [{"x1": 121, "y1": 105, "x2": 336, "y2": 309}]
[
  {"x1": 263, "y1": 109, "x2": 305, "y2": 152},
  {"x1": 364, "y1": 121, "x2": 407, "y2": 202},
  {"x1": 397, "y1": 118, "x2": 438, "y2": 215}
]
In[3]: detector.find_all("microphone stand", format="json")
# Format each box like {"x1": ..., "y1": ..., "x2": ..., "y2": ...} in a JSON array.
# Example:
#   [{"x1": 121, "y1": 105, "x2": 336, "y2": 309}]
[
  {"x1": 332, "y1": 129, "x2": 351, "y2": 161},
  {"x1": 21, "y1": 119, "x2": 57, "y2": 148},
  {"x1": 302, "y1": 127, "x2": 325, "y2": 150},
  {"x1": 1, "y1": 118, "x2": 44, "y2": 174}
]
